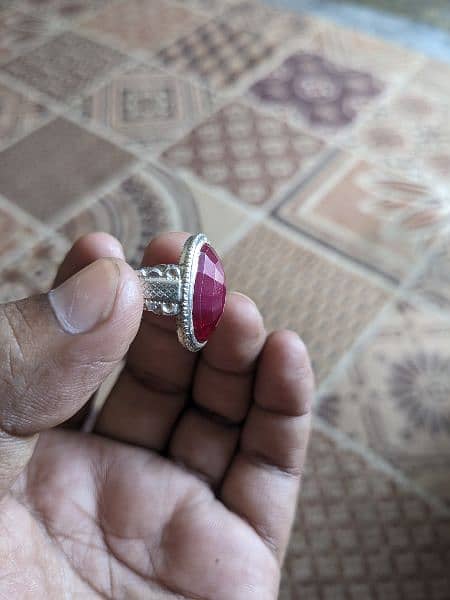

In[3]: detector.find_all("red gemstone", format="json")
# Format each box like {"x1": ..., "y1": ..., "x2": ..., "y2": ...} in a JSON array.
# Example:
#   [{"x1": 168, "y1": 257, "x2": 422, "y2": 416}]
[{"x1": 192, "y1": 244, "x2": 226, "y2": 343}]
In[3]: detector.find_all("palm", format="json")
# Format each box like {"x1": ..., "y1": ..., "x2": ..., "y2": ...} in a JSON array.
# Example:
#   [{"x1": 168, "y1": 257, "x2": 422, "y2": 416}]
[
  {"x1": 0, "y1": 233, "x2": 312, "y2": 600},
  {"x1": 7, "y1": 428, "x2": 278, "y2": 599}
]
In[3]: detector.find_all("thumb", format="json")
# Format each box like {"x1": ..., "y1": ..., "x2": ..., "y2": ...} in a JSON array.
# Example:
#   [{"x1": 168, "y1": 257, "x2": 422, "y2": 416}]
[{"x1": 0, "y1": 257, "x2": 143, "y2": 496}]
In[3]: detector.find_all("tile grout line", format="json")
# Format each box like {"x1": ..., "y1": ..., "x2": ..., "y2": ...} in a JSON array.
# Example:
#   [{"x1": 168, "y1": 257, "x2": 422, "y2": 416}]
[{"x1": 313, "y1": 416, "x2": 450, "y2": 517}]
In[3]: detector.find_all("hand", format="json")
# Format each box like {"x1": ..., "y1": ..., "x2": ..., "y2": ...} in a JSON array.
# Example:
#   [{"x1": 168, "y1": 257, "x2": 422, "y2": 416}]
[{"x1": 0, "y1": 232, "x2": 313, "y2": 600}]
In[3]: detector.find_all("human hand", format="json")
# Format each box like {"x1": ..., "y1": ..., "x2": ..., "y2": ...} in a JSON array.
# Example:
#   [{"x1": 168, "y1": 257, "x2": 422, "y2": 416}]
[{"x1": 0, "y1": 232, "x2": 313, "y2": 599}]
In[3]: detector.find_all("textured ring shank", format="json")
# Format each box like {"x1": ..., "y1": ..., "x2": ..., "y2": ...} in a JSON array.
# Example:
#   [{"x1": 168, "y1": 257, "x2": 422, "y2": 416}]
[{"x1": 136, "y1": 264, "x2": 182, "y2": 316}]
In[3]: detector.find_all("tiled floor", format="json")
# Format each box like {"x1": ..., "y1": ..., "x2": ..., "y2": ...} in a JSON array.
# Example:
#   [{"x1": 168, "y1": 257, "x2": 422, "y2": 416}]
[{"x1": 0, "y1": 0, "x2": 449, "y2": 597}]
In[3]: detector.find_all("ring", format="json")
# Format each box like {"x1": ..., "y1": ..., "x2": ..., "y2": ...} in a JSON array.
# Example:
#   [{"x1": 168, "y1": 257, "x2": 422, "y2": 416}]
[{"x1": 136, "y1": 233, "x2": 226, "y2": 352}]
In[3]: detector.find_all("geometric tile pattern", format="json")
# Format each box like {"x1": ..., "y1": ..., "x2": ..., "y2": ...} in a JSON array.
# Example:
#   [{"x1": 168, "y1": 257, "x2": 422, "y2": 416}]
[
  {"x1": 0, "y1": 236, "x2": 69, "y2": 303},
  {"x1": 78, "y1": 65, "x2": 216, "y2": 153},
  {"x1": 350, "y1": 60, "x2": 450, "y2": 191},
  {"x1": 2, "y1": 32, "x2": 127, "y2": 102},
  {"x1": 282, "y1": 430, "x2": 450, "y2": 600},
  {"x1": 225, "y1": 223, "x2": 390, "y2": 382},
  {"x1": 318, "y1": 302, "x2": 450, "y2": 504},
  {"x1": 0, "y1": 118, "x2": 134, "y2": 222},
  {"x1": 162, "y1": 102, "x2": 325, "y2": 206},
  {"x1": 82, "y1": 0, "x2": 204, "y2": 53},
  {"x1": 59, "y1": 168, "x2": 200, "y2": 267},
  {"x1": 0, "y1": 8, "x2": 52, "y2": 64},
  {"x1": 0, "y1": 0, "x2": 449, "y2": 595},
  {"x1": 275, "y1": 151, "x2": 440, "y2": 281},
  {"x1": 0, "y1": 82, "x2": 51, "y2": 150},
  {"x1": 21, "y1": 0, "x2": 107, "y2": 19},
  {"x1": 249, "y1": 51, "x2": 384, "y2": 132},
  {"x1": 157, "y1": 18, "x2": 283, "y2": 91}
]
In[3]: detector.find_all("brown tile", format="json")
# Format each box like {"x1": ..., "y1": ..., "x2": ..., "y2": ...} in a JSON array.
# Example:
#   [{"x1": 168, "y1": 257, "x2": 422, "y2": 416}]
[
  {"x1": 0, "y1": 117, "x2": 134, "y2": 222},
  {"x1": 349, "y1": 60, "x2": 450, "y2": 192},
  {"x1": 282, "y1": 429, "x2": 450, "y2": 599},
  {"x1": 2, "y1": 31, "x2": 127, "y2": 102},
  {"x1": 0, "y1": 236, "x2": 69, "y2": 302},
  {"x1": 410, "y1": 240, "x2": 450, "y2": 313},
  {"x1": 162, "y1": 102, "x2": 325, "y2": 207},
  {"x1": 77, "y1": 65, "x2": 216, "y2": 154},
  {"x1": 82, "y1": 0, "x2": 204, "y2": 53},
  {"x1": 275, "y1": 151, "x2": 440, "y2": 282},
  {"x1": 60, "y1": 166, "x2": 200, "y2": 267},
  {"x1": 224, "y1": 222, "x2": 390, "y2": 382},
  {"x1": 318, "y1": 301, "x2": 450, "y2": 504},
  {"x1": 0, "y1": 8, "x2": 53, "y2": 64},
  {"x1": 0, "y1": 82, "x2": 52, "y2": 149},
  {"x1": 157, "y1": 18, "x2": 283, "y2": 91}
]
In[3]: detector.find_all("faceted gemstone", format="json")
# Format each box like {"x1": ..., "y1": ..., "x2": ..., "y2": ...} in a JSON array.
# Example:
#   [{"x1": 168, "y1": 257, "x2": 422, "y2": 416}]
[{"x1": 192, "y1": 243, "x2": 226, "y2": 343}]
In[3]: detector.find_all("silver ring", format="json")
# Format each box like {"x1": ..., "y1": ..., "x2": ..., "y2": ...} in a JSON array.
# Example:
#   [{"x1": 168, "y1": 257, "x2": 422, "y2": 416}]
[{"x1": 136, "y1": 233, "x2": 226, "y2": 352}]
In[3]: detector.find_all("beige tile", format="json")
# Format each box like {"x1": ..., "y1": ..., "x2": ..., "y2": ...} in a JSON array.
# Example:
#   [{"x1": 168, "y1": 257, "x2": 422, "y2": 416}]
[{"x1": 225, "y1": 222, "x2": 390, "y2": 382}]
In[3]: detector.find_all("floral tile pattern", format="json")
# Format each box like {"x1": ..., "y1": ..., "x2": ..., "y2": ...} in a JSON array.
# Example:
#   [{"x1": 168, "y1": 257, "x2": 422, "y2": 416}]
[
  {"x1": 248, "y1": 51, "x2": 384, "y2": 133},
  {"x1": 282, "y1": 429, "x2": 450, "y2": 600},
  {"x1": 275, "y1": 151, "x2": 441, "y2": 281},
  {"x1": 59, "y1": 167, "x2": 200, "y2": 268},
  {"x1": 77, "y1": 65, "x2": 216, "y2": 153},
  {"x1": 82, "y1": 0, "x2": 204, "y2": 53},
  {"x1": 2, "y1": 31, "x2": 127, "y2": 102},
  {"x1": 0, "y1": 82, "x2": 51, "y2": 150},
  {"x1": 318, "y1": 302, "x2": 450, "y2": 504},
  {"x1": 349, "y1": 60, "x2": 450, "y2": 191},
  {"x1": 156, "y1": 18, "x2": 282, "y2": 91},
  {"x1": 225, "y1": 222, "x2": 390, "y2": 382},
  {"x1": 0, "y1": 117, "x2": 134, "y2": 222},
  {"x1": 0, "y1": 8, "x2": 53, "y2": 64},
  {"x1": 162, "y1": 102, "x2": 325, "y2": 206}
]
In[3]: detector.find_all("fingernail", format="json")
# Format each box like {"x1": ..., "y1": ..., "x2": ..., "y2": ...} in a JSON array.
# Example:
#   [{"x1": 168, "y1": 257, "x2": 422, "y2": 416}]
[{"x1": 49, "y1": 260, "x2": 120, "y2": 334}]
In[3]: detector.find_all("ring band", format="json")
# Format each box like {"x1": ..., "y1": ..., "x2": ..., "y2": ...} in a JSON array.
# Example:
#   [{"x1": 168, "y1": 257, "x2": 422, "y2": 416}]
[{"x1": 136, "y1": 233, "x2": 226, "y2": 352}]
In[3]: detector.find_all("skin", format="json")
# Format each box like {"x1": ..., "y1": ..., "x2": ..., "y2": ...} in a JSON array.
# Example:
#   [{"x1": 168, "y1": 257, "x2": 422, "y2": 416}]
[{"x1": 0, "y1": 232, "x2": 314, "y2": 600}]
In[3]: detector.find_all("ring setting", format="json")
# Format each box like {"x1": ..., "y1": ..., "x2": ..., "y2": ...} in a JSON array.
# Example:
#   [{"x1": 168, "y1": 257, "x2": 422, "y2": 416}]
[{"x1": 136, "y1": 234, "x2": 226, "y2": 352}]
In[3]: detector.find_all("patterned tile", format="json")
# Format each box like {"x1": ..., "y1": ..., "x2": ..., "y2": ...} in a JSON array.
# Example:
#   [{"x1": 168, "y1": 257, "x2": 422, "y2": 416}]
[
  {"x1": 0, "y1": 236, "x2": 69, "y2": 303},
  {"x1": 318, "y1": 302, "x2": 450, "y2": 504},
  {"x1": 157, "y1": 18, "x2": 284, "y2": 91},
  {"x1": 0, "y1": 82, "x2": 51, "y2": 150},
  {"x1": 224, "y1": 222, "x2": 389, "y2": 382},
  {"x1": 410, "y1": 240, "x2": 450, "y2": 313},
  {"x1": 82, "y1": 0, "x2": 204, "y2": 53},
  {"x1": 282, "y1": 429, "x2": 450, "y2": 600},
  {"x1": 21, "y1": 0, "x2": 107, "y2": 20},
  {"x1": 222, "y1": 0, "x2": 308, "y2": 35},
  {"x1": 0, "y1": 117, "x2": 134, "y2": 222},
  {"x1": 0, "y1": 8, "x2": 53, "y2": 64},
  {"x1": 77, "y1": 65, "x2": 216, "y2": 154},
  {"x1": 60, "y1": 166, "x2": 200, "y2": 268},
  {"x1": 275, "y1": 151, "x2": 442, "y2": 281},
  {"x1": 2, "y1": 31, "x2": 127, "y2": 102},
  {"x1": 349, "y1": 60, "x2": 450, "y2": 191},
  {"x1": 174, "y1": 0, "x2": 234, "y2": 13},
  {"x1": 248, "y1": 51, "x2": 384, "y2": 134},
  {"x1": 162, "y1": 102, "x2": 325, "y2": 207},
  {"x1": 0, "y1": 202, "x2": 40, "y2": 265}
]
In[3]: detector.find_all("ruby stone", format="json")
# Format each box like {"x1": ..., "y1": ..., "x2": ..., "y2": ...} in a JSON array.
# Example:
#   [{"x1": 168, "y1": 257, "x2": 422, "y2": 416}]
[{"x1": 192, "y1": 244, "x2": 226, "y2": 343}]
